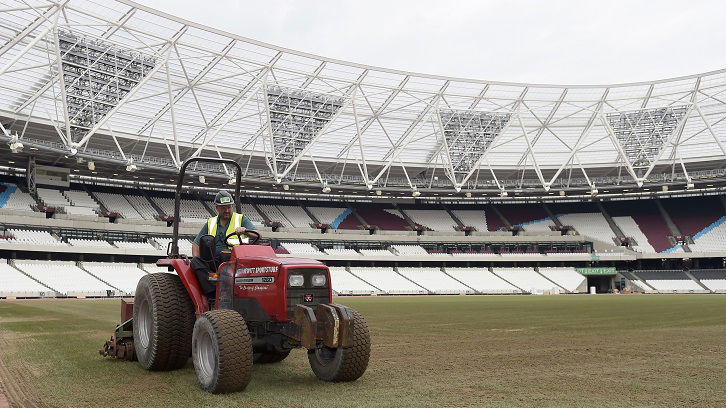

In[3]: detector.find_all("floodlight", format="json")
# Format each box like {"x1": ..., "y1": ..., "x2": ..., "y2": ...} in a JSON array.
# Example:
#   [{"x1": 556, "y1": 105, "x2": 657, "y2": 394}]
[
  {"x1": 87, "y1": 161, "x2": 95, "y2": 171},
  {"x1": 322, "y1": 186, "x2": 331, "y2": 193},
  {"x1": 199, "y1": 175, "x2": 206, "y2": 184}
]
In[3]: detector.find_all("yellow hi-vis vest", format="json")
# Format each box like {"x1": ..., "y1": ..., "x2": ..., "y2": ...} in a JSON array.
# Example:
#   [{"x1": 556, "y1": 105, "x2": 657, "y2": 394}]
[{"x1": 207, "y1": 212, "x2": 248, "y2": 247}]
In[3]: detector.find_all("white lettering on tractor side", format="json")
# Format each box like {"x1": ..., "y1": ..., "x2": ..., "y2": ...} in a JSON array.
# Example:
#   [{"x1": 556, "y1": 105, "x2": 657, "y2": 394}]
[{"x1": 235, "y1": 266, "x2": 279, "y2": 275}]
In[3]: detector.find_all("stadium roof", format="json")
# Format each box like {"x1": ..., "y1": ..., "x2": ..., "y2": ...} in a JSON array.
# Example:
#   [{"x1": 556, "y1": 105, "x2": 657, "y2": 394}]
[{"x1": 2, "y1": 0, "x2": 726, "y2": 196}]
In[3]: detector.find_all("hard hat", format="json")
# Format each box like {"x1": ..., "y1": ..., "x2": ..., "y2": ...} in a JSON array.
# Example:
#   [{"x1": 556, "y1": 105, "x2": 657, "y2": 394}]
[{"x1": 214, "y1": 190, "x2": 235, "y2": 206}]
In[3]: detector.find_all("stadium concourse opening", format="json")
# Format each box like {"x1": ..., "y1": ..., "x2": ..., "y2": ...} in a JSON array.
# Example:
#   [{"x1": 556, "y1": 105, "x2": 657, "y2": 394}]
[{"x1": 578, "y1": 267, "x2": 617, "y2": 293}]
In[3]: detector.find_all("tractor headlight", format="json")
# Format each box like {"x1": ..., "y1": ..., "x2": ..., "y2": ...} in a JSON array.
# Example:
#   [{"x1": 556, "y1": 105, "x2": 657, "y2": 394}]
[
  {"x1": 311, "y1": 274, "x2": 327, "y2": 287},
  {"x1": 288, "y1": 274, "x2": 304, "y2": 287}
]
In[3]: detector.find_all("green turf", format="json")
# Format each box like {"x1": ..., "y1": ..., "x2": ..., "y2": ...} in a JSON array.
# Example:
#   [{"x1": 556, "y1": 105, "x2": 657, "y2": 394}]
[{"x1": 0, "y1": 295, "x2": 724, "y2": 407}]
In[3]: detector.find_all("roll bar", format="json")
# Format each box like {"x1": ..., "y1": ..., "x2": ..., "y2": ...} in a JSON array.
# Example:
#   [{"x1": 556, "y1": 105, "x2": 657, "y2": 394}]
[{"x1": 170, "y1": 157, "x2": 242, "y2": 257}]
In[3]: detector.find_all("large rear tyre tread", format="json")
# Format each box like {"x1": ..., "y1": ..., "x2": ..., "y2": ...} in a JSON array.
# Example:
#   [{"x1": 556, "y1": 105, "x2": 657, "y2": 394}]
[
  {"x1": 133, "y1": 273, "x2": 195, "y2": 371},
  {"x1": 192, "y1": 310, "x2": 253, "y2": 394},
  {"x1": 308, "y1": 309, "x2": 370, "y2": 382}
]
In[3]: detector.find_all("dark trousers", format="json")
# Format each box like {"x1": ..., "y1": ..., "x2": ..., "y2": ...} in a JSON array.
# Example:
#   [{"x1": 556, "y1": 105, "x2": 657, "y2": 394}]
[{"x1": 190, "y1": 254, "x2": 230, "y2": 298}]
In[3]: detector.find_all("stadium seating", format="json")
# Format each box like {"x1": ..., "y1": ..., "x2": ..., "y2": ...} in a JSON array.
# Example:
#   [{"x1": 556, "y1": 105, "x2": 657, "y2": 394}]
[
  {"x1": 444, "y1": 268, "x2": 521, "y2": 294},
  {"x1": 112, "y1": 240, "x2": 157, "y2": 250},
  {"x1": 141, "y1": 263, "x2": 172, "y2": 274},
  {"x1": 280, "y1": 242, "x2": 323, "y2": 255},
  {"x1": 308, "y1": 206, "x2": 348, "y2": 225},
  {"x1": 635, "y1": 270, "x2": 704, "y2": 293},
  {"x1": 82, "y1": 262, "x2": 148, "y2": 295},
  {"x1": 153, "y1": 196, "x2": 210, "y2": 222},
  {"x1": 604, "y1": 200, "x2": 673, "y2": 252},
  {"x1": 15, "y1": 261, "x2": 112, "y2": 296},
  {"x1": 0, "y1": 183, "x2": 37, "y2": 211},
  {"x1": 152, "y1": 237, "x2": 193, "y2": 255},
  {"x1": 36, "y1": 187, "x2": 71, "y2": 208},
  {"x1": 94, "y1": 192, "x2": 144, "y2": 219},
  {"x1": 620, "y1": 272, "x2": 653, "y2": 292},
  {"x1": 451, "y1": 210, "x2": 487, "y2": 231},
  {"x1": 277, "y1": 205, "x2": 315, "y2": 228},
  {"x1": 498, "y1": 204, "x2": 550, "y2": 229},
  {"x1": 558, "y1": 213, "x2": 616, "y2": 245},
  {"x1": 663, "y1": 197, "x2": 725, "y2": 239},
  {"x1": 125, "y1": 195, "x2": 160, "y2": 220},
  {"x1": 401, "y1": 209, "x2": 457, "y2": 231},
  {"x1": 691, "y1": 270, "x2": 726, "y2": 292},
  {"x1": 329, "y1": 267, "x2": 379, "y2": 294},
  {"x1": 63, "y1": 189, "x2": 99, "y2": 207},
  {"x1": 520, "y1": 218, "x2": 555, "y2": 233},
  {"x1": 358, "y1": 248, "x2": 394, "y2": 256},
  {"x1": 0, "y1": 259, "x2": 50, "y2": 296},
  {"x1": 687, "y1": 216, "x2": 726, "y2": 253},
  {"x1": 258, "y1": 204, "x2": 290, "y2": 226},
  {"x1": 348, "y1": 267, "x2": 426, "y2": 294},
  {"x1": 538, "y1": 267, "x2": 586, "y2": 292},
  {"x1": 391, "y1": 244, "x2": 430, "y2": 256},
  {"x1": 68, "y1": 238, "x2": 113, "y2": 248},
  {"x1": 8, "y1": 229, "x2": 67, "y2": 246},
  {"x1": 396, "y1": 267, "x2": 472, "y2": 293},
  {"x1": 322, "y1": 248, "x2": 360, "y2": 256},
  {"x1": 612, "y1": 216, "x2": 656, "y2": 253},
  {"x1": 239, "y1": 203, "x2": 265, "y2": 224},
  {"x1": 352, "y1": 208, "x2": 410, "y2": 230},
  {"x1": 493, "y1": 267, "x2": 561, "y2": 293}
]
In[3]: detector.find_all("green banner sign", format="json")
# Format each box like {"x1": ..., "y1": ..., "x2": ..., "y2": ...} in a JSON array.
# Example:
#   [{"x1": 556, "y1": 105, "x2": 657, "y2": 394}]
[{"x1": 576, "y1": 267, "x2": 617, "y2": 275}]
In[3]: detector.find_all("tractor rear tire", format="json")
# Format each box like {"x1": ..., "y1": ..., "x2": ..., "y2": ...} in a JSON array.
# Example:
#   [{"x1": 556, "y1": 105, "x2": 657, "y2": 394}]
[
  {"x1": 308, "y1": 308, "x2": 370, "y2": 382},
  {"x1": 133, "y1": 273, "x2": 195, "y2": 371},
  {"x1": 253, "y1": 349, "x2": 291, "y2": 364},
  {"x1": 192, "y1": 310, "x2": 253, "y2": 393}
]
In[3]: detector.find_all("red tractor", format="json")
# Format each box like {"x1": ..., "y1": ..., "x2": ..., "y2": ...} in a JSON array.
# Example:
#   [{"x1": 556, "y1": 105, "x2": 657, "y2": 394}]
[{"x1": 101, "y1": 158, "x2": 371, "y2": 393}]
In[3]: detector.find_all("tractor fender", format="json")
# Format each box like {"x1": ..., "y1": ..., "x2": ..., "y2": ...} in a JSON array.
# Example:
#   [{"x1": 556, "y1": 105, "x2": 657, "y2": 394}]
[{"x1": 157, "y1": 258, "x2": 208, "y2": 316}]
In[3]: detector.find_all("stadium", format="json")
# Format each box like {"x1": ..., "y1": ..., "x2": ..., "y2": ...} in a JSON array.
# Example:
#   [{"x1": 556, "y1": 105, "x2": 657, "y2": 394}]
[{"x1": 0, "y1": 0, "x2": 725, "y2": 406}]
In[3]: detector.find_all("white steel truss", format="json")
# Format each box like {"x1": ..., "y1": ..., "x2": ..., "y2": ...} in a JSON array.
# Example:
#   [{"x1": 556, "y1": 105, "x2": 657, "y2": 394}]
[{"x1": 0, "y1": 0, "x2": 725, "y2": 194}]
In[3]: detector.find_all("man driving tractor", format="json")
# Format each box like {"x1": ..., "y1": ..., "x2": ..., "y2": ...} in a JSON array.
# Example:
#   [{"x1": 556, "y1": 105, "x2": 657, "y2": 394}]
[{"x1": 191, "y1": 190, "x2": 256, "y2": 299}]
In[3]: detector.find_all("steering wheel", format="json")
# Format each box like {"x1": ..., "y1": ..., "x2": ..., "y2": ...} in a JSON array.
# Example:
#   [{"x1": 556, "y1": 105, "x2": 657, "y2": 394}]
[{"x1": 224, "y1": 230, "x2": 260, "y2": 247}]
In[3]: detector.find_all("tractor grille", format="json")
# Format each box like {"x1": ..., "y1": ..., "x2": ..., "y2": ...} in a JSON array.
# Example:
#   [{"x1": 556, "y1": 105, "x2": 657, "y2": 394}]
[{"x1": 286, "y1": 268, "x2": 330, "y2": 318}]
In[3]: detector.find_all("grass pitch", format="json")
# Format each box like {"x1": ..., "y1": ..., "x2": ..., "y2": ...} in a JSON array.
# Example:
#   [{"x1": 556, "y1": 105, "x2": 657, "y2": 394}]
[{"x1": 0, "y1": 295, "x2": 724, "y2": 407}]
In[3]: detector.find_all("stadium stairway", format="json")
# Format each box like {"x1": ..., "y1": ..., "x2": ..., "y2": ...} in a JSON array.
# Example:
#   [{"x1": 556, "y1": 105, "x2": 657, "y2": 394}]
[
  {"x1": 302, "y1": 206, "x2": 320, "y2": 225},
  {"x1": 541, "y1": 203, "x2": 563, "y2": 227},
  {"x1": 627, "y1": 271, "x2": 657, "y2": 292},
  {"x1": 534, "y1": 267, "x2": 569, "y2": 293},
  {"x1": 443, "y1": 206, "x2": 465, "y2": 228},
  {"x1": 596, "y1": 201, "x2": 625, "y2": 242},
  {"x1": 488, "y1": 267, "x2": 525, "y2": 293},
  {"x1": 488, "y1": 205, "x2": 512, "y2": 230},
  {"x1": 654, "y1": 199, "x2": 691, "y2": 252},
  {"x1": 683, "y1": 270, "x2": 712, "y2": 292},
  {"x1": 77, "y1": 263, "x2": 124, "y2": 294},
  {"x1": 344, "y1": 267, "x2": 384, "y2": 292},
  {"x1": 8, "y1": 260, "x2": 58, "y2": 294},
  {"x1": 441, "y1": 268, "x2": 479, "y2": 293},
  {"x1": 393, "y1": 267, "x2": 432, "y2": 293}
]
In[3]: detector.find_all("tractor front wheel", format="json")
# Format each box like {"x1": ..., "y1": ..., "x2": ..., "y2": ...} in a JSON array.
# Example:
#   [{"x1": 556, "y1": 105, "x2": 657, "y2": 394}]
[
  {"x1": 308, "y1": 308, "x2": 370, "y2": 382},
  {"x1": 192, "y1": 310, "x2": 253, "y2": 393}
]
